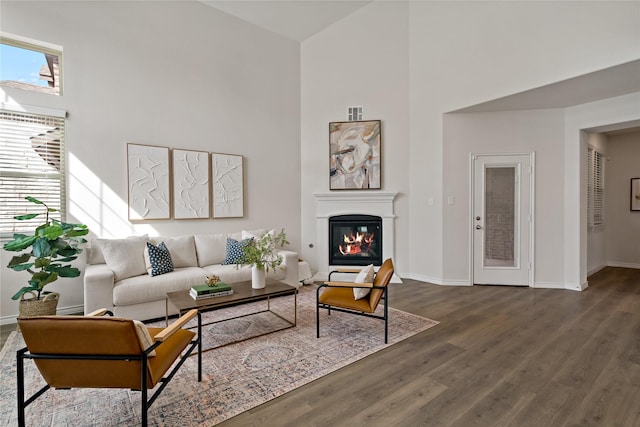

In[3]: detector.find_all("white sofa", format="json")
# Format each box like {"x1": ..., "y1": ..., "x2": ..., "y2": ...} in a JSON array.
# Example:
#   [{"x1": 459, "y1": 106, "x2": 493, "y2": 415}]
[{"x1": 84, "y1": 230, "x2": 299, "y2": 321}]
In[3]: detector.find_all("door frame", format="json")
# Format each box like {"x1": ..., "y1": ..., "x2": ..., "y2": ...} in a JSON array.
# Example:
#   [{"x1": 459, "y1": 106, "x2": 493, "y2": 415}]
[{"x1": 469, "y1": 152, "x2": 536, "y2": 287}]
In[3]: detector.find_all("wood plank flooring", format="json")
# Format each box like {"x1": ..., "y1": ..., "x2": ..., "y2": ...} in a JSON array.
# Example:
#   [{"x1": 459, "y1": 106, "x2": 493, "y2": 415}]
[
  {"x1": 219, "y1": 267, "x2": 640, "y2": 427},
  {"x1": 1, "y1": 267, "x2": 637, "y2": 426}
]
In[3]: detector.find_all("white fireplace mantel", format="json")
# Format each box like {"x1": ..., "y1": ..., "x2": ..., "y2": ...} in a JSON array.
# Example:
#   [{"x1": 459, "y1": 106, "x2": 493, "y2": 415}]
[{"x1": 314, "y1": 191, "x2": 399, "y2": 281}]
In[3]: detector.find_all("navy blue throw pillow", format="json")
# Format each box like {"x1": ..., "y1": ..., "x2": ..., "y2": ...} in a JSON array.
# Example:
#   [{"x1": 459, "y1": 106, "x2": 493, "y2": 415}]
[
  {"x1": 146, "y1": 242, "x2": 174, "y2": 276},
  {"x1": 223, "y1": 237, "x2": 253, "y2": 265}
]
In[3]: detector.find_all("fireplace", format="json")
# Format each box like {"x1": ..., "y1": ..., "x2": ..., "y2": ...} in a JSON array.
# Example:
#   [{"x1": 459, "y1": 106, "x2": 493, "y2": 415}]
[
  {"x1": 329, "y1": 214, "x2": 382, "y2": 266},
  {"x1": 314, "y1": 191, "x2": 397, "y2": 280}
]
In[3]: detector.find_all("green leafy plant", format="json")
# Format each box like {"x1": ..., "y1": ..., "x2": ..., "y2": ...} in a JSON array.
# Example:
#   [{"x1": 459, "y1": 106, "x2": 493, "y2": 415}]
[
  {"x1": 3, "y1": 196, "x2": 89, "y2": 300},
  {"x1": 237, "y1": 229, "x2": 288, "y2": 272}
]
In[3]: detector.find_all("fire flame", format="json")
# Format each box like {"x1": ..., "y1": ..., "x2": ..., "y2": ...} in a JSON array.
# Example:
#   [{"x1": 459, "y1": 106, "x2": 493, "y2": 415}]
[{"x1": 339, "y1": 232, "x2": 374, "y2": 255}]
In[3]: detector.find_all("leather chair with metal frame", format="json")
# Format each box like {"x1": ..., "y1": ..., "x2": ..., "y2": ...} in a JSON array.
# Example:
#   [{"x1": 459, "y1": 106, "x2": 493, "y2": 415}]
[
  {"x1": 16, "y1": 308, "x2": 202, "y2": 427},
  {"x1": 316, "y1": 258, "x2": 394, "y2": 343}
]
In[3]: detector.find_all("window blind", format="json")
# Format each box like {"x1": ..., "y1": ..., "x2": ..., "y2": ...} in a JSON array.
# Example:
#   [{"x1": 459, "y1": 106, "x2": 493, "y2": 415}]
[
  {"x1": 0, "y1": 109, "x2": 66, "y2": 237},
  {"x1": 587, "y1": 147, "x2": 604, "y2": 227}
]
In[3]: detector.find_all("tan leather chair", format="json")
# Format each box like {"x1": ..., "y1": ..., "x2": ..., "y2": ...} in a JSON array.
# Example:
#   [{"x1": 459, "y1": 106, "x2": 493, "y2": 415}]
[
  {"x1": 317, "y1": 258, "x2": 394, "y2": 343},
  {"x1": 17, "y1": 308, "x2": 202, "y2": 427}
]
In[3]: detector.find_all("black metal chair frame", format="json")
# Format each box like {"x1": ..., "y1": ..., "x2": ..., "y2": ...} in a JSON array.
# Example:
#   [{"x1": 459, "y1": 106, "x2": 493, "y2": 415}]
[
  {"x1": 316, "y1": 283, "x2": 389, "y2": 343},
  {"x1": 17, "y1": 311, "x2": 202, "y2": 427}
]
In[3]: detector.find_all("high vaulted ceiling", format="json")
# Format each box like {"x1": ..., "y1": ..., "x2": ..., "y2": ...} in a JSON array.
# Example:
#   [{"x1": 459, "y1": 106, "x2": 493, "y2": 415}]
[
  {"x1": 200, "y1": 1, "x2": 640, "y2": 129},
  {"x1": 200, "y1": 1, "x2": 371, "y2": 42}
]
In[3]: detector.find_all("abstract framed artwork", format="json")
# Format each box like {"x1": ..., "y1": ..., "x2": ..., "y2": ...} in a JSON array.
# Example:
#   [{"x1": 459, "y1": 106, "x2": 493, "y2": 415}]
[
  {"x1": 329, "y1": 120, "x2": 381, "y2": 190},
  {"x1": 172, "y1": 149, "x2": 210, "y2": 219},
  {"x1": 631, "y1": 178, "x2": 640, "y2": 212},
  {"x1": 127, "y1": 143, "x2": 170, "y2": 220},
  {"x1": 212, "y1": 153, "x2": 244, "y2": 218}
]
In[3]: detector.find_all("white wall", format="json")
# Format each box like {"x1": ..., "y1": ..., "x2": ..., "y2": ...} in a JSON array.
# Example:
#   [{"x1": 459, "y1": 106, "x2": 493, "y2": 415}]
[
  {"x1": 300, "y1": 2, "x2": 410, "y2": 274},
  {"x1": 0, "y1": 1, "x2": 301, "y2": 322},
  {"x1": 301, "y1": 0, "x2": 640, "y2": 285},
  {"x1": 606, "y1": 131, "x2": 640, "y2": 268},
  {"x1": 443, "y1": 110, "x2": 566, "y2": 286}
]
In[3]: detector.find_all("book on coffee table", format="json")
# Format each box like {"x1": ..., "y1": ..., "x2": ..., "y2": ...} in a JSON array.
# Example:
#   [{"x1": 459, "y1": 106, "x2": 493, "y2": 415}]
[
  {"x1": 189, "y1": 283, "x2": 233, "y2": 300},
  {"x1": 191, "y1": 283, "x2": 232, "y2": 295},
  {"x1": 190, "y1": 289, "x2": 233, "y2": 300}
]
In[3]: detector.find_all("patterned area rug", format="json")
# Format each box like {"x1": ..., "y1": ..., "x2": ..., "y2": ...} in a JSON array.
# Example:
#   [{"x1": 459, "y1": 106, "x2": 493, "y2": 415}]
[{"x1": 0, "y1": 285, "x2": 438, "y2": 426}]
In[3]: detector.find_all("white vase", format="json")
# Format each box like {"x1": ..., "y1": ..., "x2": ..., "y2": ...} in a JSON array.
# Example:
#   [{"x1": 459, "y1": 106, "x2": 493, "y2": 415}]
[{"x1": 252, "y1": 266, "x2": 266, "y2": 289}]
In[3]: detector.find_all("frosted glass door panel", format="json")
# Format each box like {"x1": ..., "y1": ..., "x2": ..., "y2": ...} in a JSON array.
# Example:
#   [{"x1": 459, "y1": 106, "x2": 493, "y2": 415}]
[{"x1": 484, "y1": 167, "x2": 516, "y2": 268}]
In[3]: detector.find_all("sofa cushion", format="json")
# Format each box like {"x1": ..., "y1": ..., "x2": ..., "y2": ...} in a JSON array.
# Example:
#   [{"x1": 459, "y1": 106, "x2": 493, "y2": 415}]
[
  {"x1": 353, "y1": 264, "x2": 375, "y2": 300},
  {"x1": 240, "y1": 229, "x2": 269, "y2": 240},
  {"x1": 223, "y1": 237, "x2": 252, "y2": 265},
  {"x1": 226, "y1": 231, "x2": 243, "y2": 241},
  {"x1": 194, "y1": 233, "x2": 227, "y2": 267},
  {"x1": 147, "y1": 235, "x2": 197, "y2": 268},
  {"x1": 113, "y1": 267, "x2": 208, "y2": 306},
  {"x1": 89, "y1": 235, "x2": 149, "y2": 266},
  {"x1": 241, "y1": 229, "x2": 285, "y2": 249},
  {"x1": 145, "y1": 242, "x2": 174, "y2": 277},
  {"x1": 97, "y1": 235, "x2": 148, "y2": 281},
  {"x1": 87, "y1": 239, "x2": 106, "y2": 265}
]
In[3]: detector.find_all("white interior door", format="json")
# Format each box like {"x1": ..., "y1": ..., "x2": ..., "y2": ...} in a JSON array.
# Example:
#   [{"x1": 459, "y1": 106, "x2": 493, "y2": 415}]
[{"x1": 472, "y1": 154, "x2": 532, "y2": 286}]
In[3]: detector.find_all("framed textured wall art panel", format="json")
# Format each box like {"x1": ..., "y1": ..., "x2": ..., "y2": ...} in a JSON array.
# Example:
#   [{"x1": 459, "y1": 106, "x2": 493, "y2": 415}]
[
  {"x1": 212, "y1": 153, "x2": 244, "y2": 218},
  {"x1": 173, "y1": 149, "x2": 210, "y2": 219},
  {"x1": 329, "y1": 120, "x2": 381, "y2": 190},
  {"x1": 127, "y1": 143, "x2": 171, "y2": 220},
  {"x1": 631, "y1": 178, "x2": 640, "y2": 212}
]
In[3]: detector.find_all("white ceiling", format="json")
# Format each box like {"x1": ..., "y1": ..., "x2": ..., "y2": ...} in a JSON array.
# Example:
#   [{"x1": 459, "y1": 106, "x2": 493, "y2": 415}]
[{"x1": 200, "y1": 1, "x2": 371, "y2": 42}]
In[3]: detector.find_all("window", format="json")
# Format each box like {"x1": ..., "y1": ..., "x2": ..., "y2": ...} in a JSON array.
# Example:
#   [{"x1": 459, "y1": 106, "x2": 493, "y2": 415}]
[
  {"x1": 0, "y1": 35, "x2": 62, "y2": 95},
  {"x1": 587, "y1": 147, "x2": 605, "y2": 227},
  {"x1": 0, "y1": 109, "x2": 66, "y2": 238}
]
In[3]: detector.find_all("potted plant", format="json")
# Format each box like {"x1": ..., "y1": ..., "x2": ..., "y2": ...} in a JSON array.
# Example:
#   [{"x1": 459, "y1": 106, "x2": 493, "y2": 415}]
[
  {"x1": 3, "y1": 196, "x2": 89, "y2": 317},
  {"x1": 237, "y1": 229, "x2": 288, "y2": 289}
]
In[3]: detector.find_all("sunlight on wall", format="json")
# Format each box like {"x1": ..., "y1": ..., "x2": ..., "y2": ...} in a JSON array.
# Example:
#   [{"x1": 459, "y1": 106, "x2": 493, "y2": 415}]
[{"x1": 68, "y1": 153, "x2": 157, "y2": 237}]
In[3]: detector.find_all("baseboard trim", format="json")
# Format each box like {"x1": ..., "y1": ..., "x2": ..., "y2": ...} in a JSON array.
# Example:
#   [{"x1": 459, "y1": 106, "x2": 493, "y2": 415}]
[
  {"x1": 403, "y1": 273, "x2": 442, "y2": 285},
  {"x1": 588, "y1": 264, "x2": 608, "y2": 277},
  {"x1": 531, "y1": 282, "x2": 562, "y2": 289},
  {"x1": 403, "y1": 274, "x2": 472, "y2": 286},
  {"x1": 608, "y1": 261, "x2": 640, "y2": 270},
  {"x1": 333, "y1": 272, "x2": 594, "y2": 291},
  {"x1": 0, "y1": 304, "x2": 84, "y2": 326},
  {"x1": 530, "y1": 281, "x2": 586, "y2": 291},
  {"x1": 442, "y1": 280, "x2": 472, "y2": 287}
]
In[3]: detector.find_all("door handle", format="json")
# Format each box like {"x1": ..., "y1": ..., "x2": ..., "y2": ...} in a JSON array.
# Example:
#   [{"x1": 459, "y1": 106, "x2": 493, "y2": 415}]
[{"x1": 475, "y1": 225, "x2": 482, "y2": 230}]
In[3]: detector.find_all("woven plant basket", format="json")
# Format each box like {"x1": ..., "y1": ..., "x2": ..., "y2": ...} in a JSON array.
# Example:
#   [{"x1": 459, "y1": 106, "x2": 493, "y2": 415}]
[
  {"x1": 17, "y1": 291, "x2": 59, "y2": 332},
  {"x1": 18, "y1": 291, "x2": 59, "y2": 318}
]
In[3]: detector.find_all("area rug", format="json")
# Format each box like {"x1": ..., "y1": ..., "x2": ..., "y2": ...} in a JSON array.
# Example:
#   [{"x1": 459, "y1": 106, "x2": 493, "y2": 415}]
[{"x1": 0, "y1": 285, "x2": 438, "y2": 426}]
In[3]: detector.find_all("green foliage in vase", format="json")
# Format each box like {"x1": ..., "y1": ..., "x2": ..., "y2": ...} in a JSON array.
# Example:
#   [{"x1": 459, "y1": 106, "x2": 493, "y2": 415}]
[
  {"x1": 3, "y1": 196, "x2": 89, "y2": 300},
  {"x1": 237, "y1": 229, "x2": 288, "y2": 272}
]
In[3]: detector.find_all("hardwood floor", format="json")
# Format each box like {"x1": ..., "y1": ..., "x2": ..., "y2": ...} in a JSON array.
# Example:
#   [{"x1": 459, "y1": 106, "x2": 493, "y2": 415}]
[
  {"x1": 219, "y1": 267, "x2": 640, "y2": 427},
  {"x1": 1, "y1": 267, "x2": 637, "y2": 426}
]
